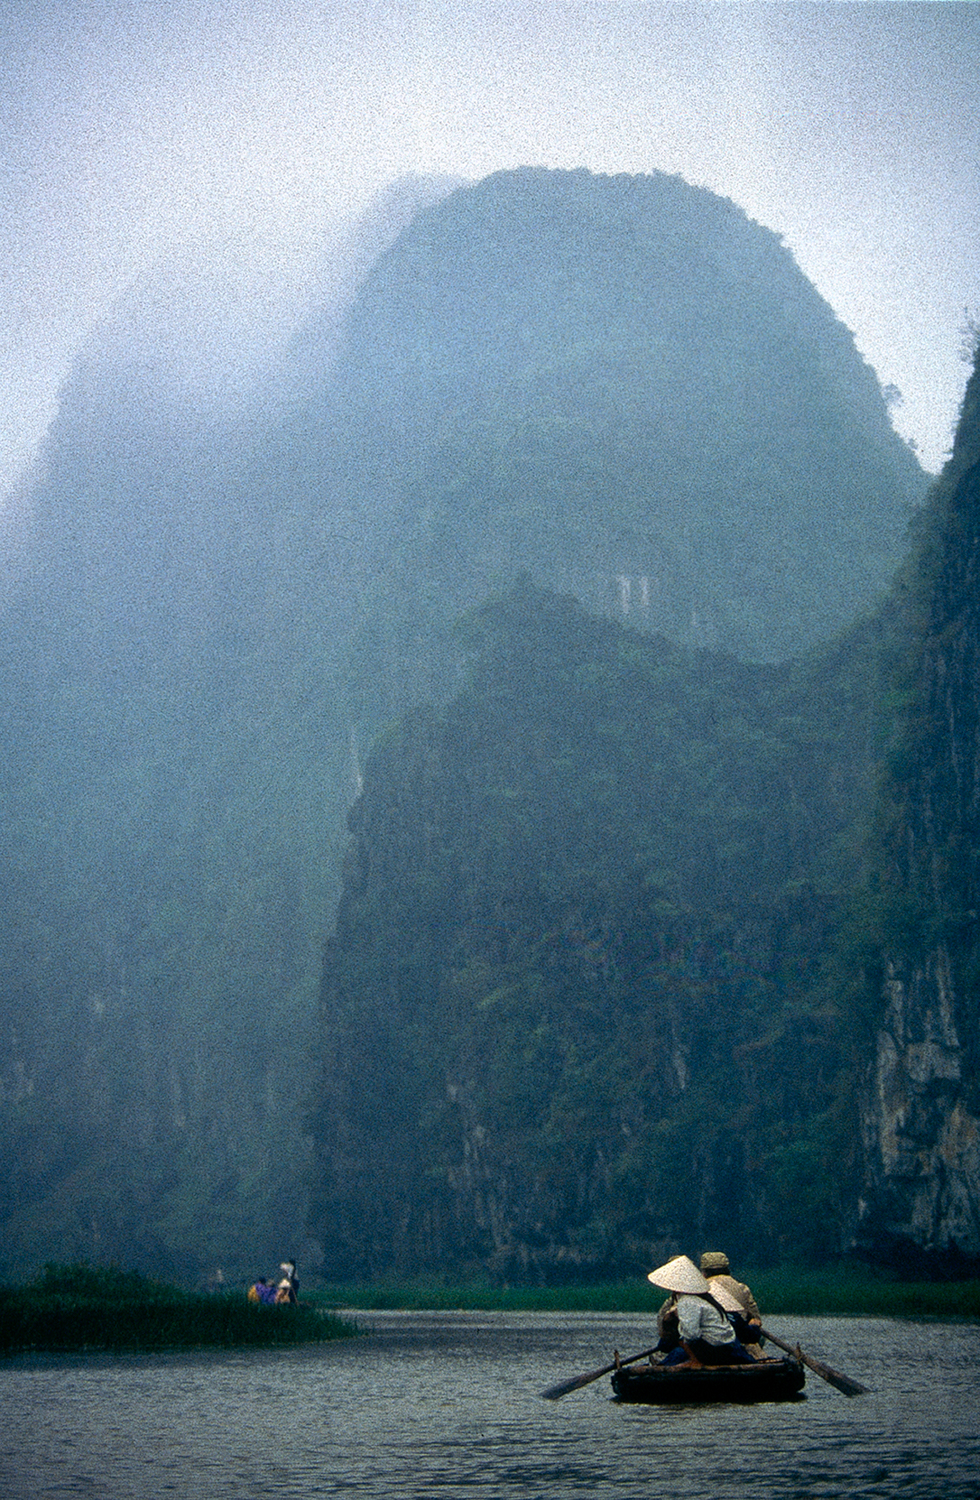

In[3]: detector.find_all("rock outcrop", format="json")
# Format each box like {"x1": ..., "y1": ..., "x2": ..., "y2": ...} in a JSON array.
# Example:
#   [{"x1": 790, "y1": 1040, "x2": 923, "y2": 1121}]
[{"x1": 857, "y1": 348, "x2": 980, "y2": 1267}]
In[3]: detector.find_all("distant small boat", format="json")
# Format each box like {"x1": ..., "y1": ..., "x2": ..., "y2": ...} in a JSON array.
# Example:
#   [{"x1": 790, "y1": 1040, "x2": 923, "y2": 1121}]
[{"x1": 611, "y1": 1355, "x2": 806, "y2": 1404}]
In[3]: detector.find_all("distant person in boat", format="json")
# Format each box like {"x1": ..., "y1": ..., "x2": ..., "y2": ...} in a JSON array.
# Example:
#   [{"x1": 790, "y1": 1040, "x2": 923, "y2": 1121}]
[
  {"x1": 699, "y1": 1250, "x2": 763, "y2": 1351},
  {"x1": 648, "y1": 1254, "x2": 754, "y2": 1368},
  {"x1": 275, "y1": 1260, "x2": 299, "y2": 1304}
]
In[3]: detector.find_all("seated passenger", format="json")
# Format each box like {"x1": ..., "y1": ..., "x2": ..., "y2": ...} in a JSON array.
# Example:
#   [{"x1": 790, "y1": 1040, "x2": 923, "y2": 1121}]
[
  {"x1": 647, "y1": 1254, "x2": 753, "y2": 1368},
  {"x1": 655, "y1": 1296, "x2": 681, "y2": 1352},
  {"x1": 699, "y1": 1250, "x2": 763, "y2": 1351}
]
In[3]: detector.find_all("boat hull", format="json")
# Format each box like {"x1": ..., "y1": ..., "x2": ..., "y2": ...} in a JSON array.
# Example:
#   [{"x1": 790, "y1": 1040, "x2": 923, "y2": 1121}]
[{"x1": 611, "y1": 1356, "x2": 806, "y2": 1404}]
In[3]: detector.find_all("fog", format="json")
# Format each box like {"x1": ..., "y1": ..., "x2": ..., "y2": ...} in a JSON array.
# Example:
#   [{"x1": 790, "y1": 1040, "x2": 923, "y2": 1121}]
[{"x1": 1, "y1": 0, "x2": 977, "y2": 498}]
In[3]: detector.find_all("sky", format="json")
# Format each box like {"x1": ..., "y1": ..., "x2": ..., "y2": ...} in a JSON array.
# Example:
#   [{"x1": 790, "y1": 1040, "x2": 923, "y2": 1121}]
[{"x1": 0, "y1": 0, "x2": 977, "y2": 499}]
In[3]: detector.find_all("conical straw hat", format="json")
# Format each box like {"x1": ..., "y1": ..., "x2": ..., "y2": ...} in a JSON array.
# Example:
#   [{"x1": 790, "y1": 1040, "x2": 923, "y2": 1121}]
[
  {"x1": 704, "y1": 1277, "x2": 745, "y2": 1313},
  {"x1": 646, "y1": 1254, "x2": 710, "y2": 1294}
]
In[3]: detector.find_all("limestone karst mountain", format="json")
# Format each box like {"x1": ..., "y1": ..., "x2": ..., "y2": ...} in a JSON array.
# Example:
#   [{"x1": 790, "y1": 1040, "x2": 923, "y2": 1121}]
[
  {"x1": 310, "y1": 352, "x2": 980, "y2": 1282},
  {"x1": 323, "y1": 167, "x2": 923, "y2": 736},
  {"x1": 0, "y1": 166, "x2": 937, "y2": 1281}
]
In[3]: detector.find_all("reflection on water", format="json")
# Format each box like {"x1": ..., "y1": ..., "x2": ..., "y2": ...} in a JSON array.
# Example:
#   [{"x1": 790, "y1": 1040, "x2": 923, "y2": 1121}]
[{"x1": 4, "y1": 1311, "x2": 978, "y2": 1499}]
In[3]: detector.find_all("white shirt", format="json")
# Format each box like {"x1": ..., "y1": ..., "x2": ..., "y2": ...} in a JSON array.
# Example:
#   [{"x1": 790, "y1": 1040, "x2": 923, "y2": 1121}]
[{"x1": 675, "y1": 1293, "x2": 736, "y2": 1346}]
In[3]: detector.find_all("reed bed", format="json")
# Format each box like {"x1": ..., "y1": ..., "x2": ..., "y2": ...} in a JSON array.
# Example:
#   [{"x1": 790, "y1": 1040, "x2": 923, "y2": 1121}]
[
  {"x1": 0, "y1": 1263, "x2": 359, "y2": 1354},
  {"x1": 311, "y1": 1270, "x2": 980, "y2": 1321}
]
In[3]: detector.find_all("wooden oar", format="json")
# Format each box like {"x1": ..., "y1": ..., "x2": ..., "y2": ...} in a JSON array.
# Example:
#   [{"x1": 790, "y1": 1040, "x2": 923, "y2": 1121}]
[
  {"x1": 761, "y1": 1326, "x2": 868, "y2": 1396},
  {"x1": 541, "y1": 1345, "x2": 660, "y2": 1400}
]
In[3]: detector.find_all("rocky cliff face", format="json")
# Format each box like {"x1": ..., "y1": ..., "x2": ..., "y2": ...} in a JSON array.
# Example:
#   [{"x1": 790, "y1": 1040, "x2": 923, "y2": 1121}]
[
  {"x1": 860, "y1": 950, "x2": 980, "y2": 1262},
  {"x1": 857, "y1": 349, "x2": 980, "y2": 1268},
  {"x1": 309, "y1": 580, "x2": 885, "y2": 1280}
]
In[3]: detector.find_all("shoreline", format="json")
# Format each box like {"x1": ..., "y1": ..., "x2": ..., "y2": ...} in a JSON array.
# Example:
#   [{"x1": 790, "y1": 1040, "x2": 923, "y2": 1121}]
[{"x1": 308, "y1": 1270, "x2": 980, "y2": 1321}]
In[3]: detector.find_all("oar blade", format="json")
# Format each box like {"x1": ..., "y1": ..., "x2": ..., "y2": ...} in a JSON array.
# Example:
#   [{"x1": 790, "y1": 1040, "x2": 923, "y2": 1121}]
[
  {"x1": 761, "y1": 1327, "x2": 868, "y2": 1397},
  {"x1": 800, "y1": 1354, "x2": 868, "y2": 1397},
  {"x1": 540, "y1": 1345, "x2": 659, "y2": 1400},
  {"x1": 540, "y1": 1365, "x2": 610, "y2": 1400}
]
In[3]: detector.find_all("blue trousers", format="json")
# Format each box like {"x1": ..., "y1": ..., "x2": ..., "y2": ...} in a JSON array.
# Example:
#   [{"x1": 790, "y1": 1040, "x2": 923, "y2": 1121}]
[{"x1": 662, "y1": 1337, "x2": 753, "y2": 1366}]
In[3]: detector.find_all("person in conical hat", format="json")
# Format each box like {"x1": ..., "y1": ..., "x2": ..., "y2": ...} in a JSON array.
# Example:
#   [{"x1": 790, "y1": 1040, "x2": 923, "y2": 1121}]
[
  {"x1": 699, "y1": 1251, "x2": 763, "y2": 1353},
  {"x1": 647, "y1": 1253, "x2": 753, "y2": 1370},
  {"x1": 647, "y1": 1254, "x2": 711, "y2": 1295}
]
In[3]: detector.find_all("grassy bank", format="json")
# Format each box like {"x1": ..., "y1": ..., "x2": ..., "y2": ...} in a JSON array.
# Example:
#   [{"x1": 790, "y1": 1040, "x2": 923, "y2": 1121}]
[
  {"x1": 0, "y1": 1264, "x2": 360, "y2": 1354},
  {"x1": 309, "y1": 1270, "x2": 980, "y2": 1321},
  {"x1": 6, "y1": 1264, "x2": 975, "y2": 1354}
]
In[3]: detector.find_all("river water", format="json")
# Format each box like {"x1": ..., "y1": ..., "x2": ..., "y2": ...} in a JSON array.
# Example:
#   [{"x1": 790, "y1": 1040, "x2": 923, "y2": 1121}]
[{"x1": 4, "y1": 1310, "x2": 978, "y2": 1499}]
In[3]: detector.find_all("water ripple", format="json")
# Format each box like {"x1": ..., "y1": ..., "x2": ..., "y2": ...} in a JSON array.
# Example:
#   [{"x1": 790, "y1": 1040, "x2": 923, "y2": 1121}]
[{"x1": 3, "y1": 1312, "x2": 978, "y2": 1499}]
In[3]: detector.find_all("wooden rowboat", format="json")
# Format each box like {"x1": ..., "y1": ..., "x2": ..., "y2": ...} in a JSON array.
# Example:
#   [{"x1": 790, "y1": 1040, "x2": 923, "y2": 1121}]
[{"x1": 611, "y1": 1354, "x2": 806, "y2": 1404}]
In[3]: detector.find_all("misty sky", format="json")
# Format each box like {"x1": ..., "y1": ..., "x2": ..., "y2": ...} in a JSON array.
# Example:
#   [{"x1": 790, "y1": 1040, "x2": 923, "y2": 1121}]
[{"x1": 1, "y1": 1, "x2": 977, "y2": 498}]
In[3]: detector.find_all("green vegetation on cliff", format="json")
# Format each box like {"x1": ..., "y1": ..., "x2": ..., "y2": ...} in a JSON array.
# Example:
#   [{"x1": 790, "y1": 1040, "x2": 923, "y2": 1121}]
[
  {"x1": 311, "y1": 581, "x2": 890, "y2": 1280},
  {"x1": 844, "y1": 347, "x2": 980, "y2": 1264},
  {"x1": 309, "y1": 347, "x2": 980, "y2": 1282}
]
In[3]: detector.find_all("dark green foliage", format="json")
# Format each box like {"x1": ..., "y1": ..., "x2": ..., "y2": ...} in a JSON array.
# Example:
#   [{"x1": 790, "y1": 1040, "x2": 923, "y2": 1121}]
[
  {"x1": 874, "y1": 350, "x2": 980, "y2": 975},
  {"x1": 0, "y1": 1263, "x2": 357, "y2": 1353},
  {"x1": 311, "y1": 407, "x2": 980, "y2": 1278},
  {"x1": 311, "y1": 582, "x2": 886, "y2": 1280},
  {"x1": 833, "y1": 351, "x2": 980, "y2": 1264}
]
